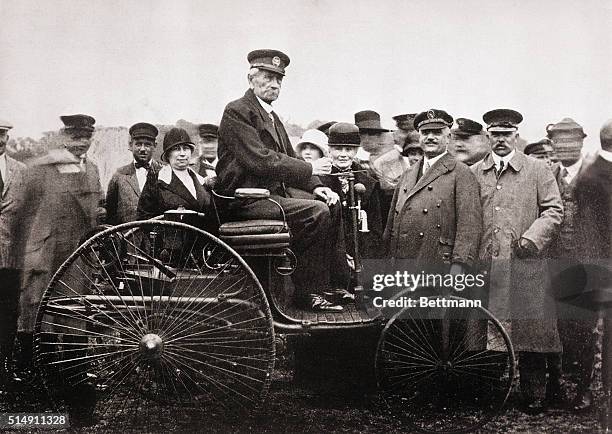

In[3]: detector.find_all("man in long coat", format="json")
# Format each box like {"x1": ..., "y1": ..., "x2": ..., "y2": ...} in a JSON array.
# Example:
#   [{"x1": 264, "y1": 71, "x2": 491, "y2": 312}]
[
  {"x1": 471, "y1": 109, "x2": 563, "y2": 412},
  {"x1": 574, "y1": 119, "x2": 612, "y2": 422},
  {"x1": 18, "y1": 114, "x2": 105, "y2": 365},
  {"x1": 0, "y1": 120, "x2": 26, "y2": 388},
  {"x1": 215, "y1": 49, "x2": 344, "y2": 312},
  {"x1": 385, "y1": 109, "x2": 482, "y2": 279},
  {"x1": 106, "y1": 122, "x2": 162, "y2": 225}
]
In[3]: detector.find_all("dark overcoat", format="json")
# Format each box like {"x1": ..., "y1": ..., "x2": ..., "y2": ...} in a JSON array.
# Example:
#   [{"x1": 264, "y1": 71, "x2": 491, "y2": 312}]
[
  {"x1": 19, "y1": 149, "x2": 104, "y2": 333},
  {"x1": 215, "y1": 89, "x2": 321, "y2": 196},
  {"x1": 320, "y1": 162, "x2": 384, "y2": 258},
  {"x1": 384, "y1": 153, "x2": 482, "y2": 272},
  {"x1": 106, "y1": 160, "x2": 162, "y2": 224},
  {"x1": 137, "y1": 165, "x2": 210, "y2": 220},
  {"x1": 471, "y1": 151, "x2": 563, "y2": 352}
]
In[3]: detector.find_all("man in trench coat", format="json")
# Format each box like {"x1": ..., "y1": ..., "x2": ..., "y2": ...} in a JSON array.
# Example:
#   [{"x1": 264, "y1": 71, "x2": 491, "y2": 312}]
[
  {"x1": 471, "y1": 109, "x2": 563, "y2": 412},
  {"x1": 18, "y1": 115, "x2": 105, "y2": 367},
  {"x1": 384, "y1": 109, "x2": 482, "y2": 279}
]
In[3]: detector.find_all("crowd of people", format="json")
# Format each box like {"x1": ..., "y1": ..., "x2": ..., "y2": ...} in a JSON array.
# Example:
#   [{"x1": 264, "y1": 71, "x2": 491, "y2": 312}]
[{"x1": 0, "y1": 48, "x2": 610, "y2": 418}]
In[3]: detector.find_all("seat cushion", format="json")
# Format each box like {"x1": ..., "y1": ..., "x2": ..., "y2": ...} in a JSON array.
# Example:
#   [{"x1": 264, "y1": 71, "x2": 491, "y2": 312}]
[{"x1": 219, "y1": 219, "x2": 287, "y2": 236}]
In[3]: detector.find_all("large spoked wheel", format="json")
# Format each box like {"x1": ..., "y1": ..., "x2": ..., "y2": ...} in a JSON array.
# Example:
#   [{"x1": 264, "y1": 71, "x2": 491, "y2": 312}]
[
  {"x1": 376, "y1": 294, "x2": 515, "y2": 434},
  {"x1": 34, "y1": 220, "x2": 275, "y2": 429}
]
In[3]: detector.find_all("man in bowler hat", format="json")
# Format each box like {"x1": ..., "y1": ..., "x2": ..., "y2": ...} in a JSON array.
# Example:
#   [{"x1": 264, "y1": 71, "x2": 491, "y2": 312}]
[{"x1": 215, "y1": 49, "x2": 344, "y2": 311}]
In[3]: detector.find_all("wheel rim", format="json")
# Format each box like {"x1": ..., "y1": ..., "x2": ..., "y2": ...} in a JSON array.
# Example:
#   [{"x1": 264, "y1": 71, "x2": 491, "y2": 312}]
[
  {"x1": 34, "y1": 220, "x2": 275, "y2": 428},
  {"x1": 375, "y1": 295, "x2": 515, "y2": 434}
]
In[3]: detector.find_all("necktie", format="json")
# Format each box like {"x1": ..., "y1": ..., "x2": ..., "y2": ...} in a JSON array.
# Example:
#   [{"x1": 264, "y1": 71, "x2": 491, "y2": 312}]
[
  {"x1": 423, "y1": 160, "x2": 431, "y2": 175},
  {"x1": 135, "y1": 161, "x2": 151, "y2": 170},
  {"x1": 496, "y1": 160, "x2": 505, "y2": 178},
  {"x1": 0, "y1": 167, "x2": 4, "y2": 195},
  {"x1": 79, "y1": 156, "x2": 86, "y2": 172},
  {"x1": 560, "y1": 167, "x2": 569, "y2": 183}
]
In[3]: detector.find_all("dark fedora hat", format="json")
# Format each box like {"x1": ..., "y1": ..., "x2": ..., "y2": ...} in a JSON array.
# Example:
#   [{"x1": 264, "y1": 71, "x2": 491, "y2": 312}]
[
  {"x1": 354, "y1": 110, "x2": 389, "y2": 133},
  {"x1": 161, "y1": 127, "x2": 195, "y2": 162}
]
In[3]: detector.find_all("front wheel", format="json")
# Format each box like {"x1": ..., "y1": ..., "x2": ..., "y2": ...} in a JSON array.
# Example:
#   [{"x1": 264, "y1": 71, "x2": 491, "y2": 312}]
[
  {"x1": 375, "y1": 295, "x2": 515, "y2": 434},
  {"x1": 34, "y1": 220, "x2": 276, "y2": 429}
]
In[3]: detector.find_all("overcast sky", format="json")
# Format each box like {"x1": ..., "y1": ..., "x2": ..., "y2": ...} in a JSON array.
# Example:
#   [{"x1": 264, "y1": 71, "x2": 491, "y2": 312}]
[{"x1": 1, "y1": 0, "x2": 611, "y2": 152}]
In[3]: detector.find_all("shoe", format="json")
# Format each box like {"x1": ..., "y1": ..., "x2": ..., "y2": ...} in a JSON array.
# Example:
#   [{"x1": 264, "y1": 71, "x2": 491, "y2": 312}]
[
  {"x1": 323, "y1": 288, "x2": 355, "y2": 305},
  {"x1": 572, "y1": 390, "x2": 593, "y2": 412},
  {"x1": 522, "y1": 397, "x2": 545, "y2": 415},
  {"x1": 544, "y1": 383, "x2": 567, "y2": 409},
  {"x1": 307, "y1": 294, "x2": 343, "y2": 312}
]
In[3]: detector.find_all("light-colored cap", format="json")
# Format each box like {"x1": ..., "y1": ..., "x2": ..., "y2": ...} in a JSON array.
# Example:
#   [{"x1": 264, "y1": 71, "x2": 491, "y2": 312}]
[{"x1": 296, "y1": 129, "x2": 329, "y2": 156}]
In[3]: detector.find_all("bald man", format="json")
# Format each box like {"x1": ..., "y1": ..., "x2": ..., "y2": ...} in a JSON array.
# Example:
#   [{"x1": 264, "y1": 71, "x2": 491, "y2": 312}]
[{"x1": 574, "y1": 120, "x2": 612, "y2": 417}]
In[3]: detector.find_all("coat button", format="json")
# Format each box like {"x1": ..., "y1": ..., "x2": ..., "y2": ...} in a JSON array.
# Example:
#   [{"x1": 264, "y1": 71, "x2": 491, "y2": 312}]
[
  {"x1": 494, "y1": 228, "x2": 499, "y2": 233},
  {"x1": 436, "y1": 224, "x2": 441, "y2": 229},
  {"x1": 493, "y1": 250, "x2": 499, "y2": 257},
  {"x1": 427, "y1": 185, "x2": 433, "y2": 190},
  {"x1": 395, "y1": 209, "x2": 399, "y2": 214},
  {"x1": 403, "y1": 188, "x2": 408, "y2": 192},
  {"x1": 496, "y1": 185, "x2": 501, "y2": 190},
  {"x1": 419, "y1": 232, "x2": 424, "y2": 237},
  {"x1": 423, "y1": 208, "x2": 428, "y2": 214},
  {"x1": 495, "y1": 206, "x2": 500, "y2": 211}
]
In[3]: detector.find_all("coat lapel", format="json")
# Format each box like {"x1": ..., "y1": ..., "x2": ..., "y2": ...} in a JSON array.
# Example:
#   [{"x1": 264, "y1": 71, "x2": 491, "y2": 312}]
[
  {"x1": 246, "y1": 89, "x2": 285, "y2": 153},
  {"x1": 124, "y1": 163, "x2": 141, "y2": 196},
  {"x1": 406, "y1": 154, "x2": 455, "y2": 200},
  {"x1": 4, "y1": 156, "x2": 17, "y2": 192},
  {"x1": 159, "y1": 166, "x2": 206, "y2": 210}
]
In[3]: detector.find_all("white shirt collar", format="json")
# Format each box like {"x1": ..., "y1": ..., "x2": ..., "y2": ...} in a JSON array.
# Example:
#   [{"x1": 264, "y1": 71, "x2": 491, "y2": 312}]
[
  {"x1": 599, "y1": 149, "x2": 612, "y2": 163},
  {"x1": 0, "y1": 153, "x2": 6, "y2": 181},
  {"x1": 491, "y1": 149, "x2": 516, "y2": 169},
  {"x1": 423, "y1": 150, "x2": 447, "y2": 172},
  {"x1": 255, "y1": 95, "x2": 274, "y2": 114},
  {"x1": 561, "y1": 158, "x2": 582, "y2": 182}
]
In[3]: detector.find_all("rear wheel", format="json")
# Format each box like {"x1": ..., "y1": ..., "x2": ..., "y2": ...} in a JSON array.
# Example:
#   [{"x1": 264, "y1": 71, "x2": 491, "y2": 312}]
[
  {"x1": 376, "y1": 295, "x2": 515, "y2": 434},
  {"x1": 34, "y1": 220, "x2": 275, "y2": 429}
]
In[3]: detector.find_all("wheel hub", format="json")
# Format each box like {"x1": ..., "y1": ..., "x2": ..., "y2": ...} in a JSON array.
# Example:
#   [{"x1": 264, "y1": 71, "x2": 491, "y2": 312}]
[{"x1": 140, "y1": 333, "x2": 164, "y2": 360}]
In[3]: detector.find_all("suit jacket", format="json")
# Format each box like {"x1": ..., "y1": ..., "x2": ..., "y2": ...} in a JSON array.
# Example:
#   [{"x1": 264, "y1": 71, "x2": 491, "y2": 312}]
[
  {"x1": 319, "y1": 162, "x2": 384, "y2": 258},
  {"x1": 0, "y1": 155, "x2": 27, "y2": 269},
  {"x1": 385, "y1": 152, "x2": 482, "y2": 270},
  {"x1": 216, "y1": 89, "x2": 321, "y2": 196},
  {"x1": 106, "y1": 160, "x2": 162, "y2": 224},
  {"x1": 137, "y1": 165, "x2": 211, "y2": 220}
]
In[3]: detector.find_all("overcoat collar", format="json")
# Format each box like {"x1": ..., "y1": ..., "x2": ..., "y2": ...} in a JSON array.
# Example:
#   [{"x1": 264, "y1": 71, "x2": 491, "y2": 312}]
[
  {"x1": 482, "y1": 150, "x2": 525, "y2": 173},
  {"x1": 157, "y1": 165, "x2": 207, "y2": 210},
  {"x1": 405, "y1": 153, "x2": 456, "y2": 200},
  {"x1": 244, "y1": 89, "x2": 287, "y2": 154}
]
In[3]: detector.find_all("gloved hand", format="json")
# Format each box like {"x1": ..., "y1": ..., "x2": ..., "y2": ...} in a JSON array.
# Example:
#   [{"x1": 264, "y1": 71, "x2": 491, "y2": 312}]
[{"x1": 512, "y1": 237, "x2": 538, "y2": 259}]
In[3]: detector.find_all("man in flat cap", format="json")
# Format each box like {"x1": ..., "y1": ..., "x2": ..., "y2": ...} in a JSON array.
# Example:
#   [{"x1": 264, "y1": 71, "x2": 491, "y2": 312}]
[
  {"x1": 0, "y1": 120, "x2": 26, "y2": 389},
  {"x1": 448, "y1": 117, "x2": 489, "y2": 166},
  {"x1": 106, "y1": 122, "x2": 162, "y2": 225},
  {"x1": 17, "y1": 115, "x2": 105, "y2": 372},
  {"x1": 472, "y1": 109, "x2": 563, "y2": 413},
  {"x1": 385, "y1": 109, "x2": 482, "y2": 280},
  {"x1": 216, "y1": 49, "x2": 344, "y2": 312},
  {"x1": 194, "y1": 123, "x2": 219, "y2": 178},
  {"x1": 546, "y1": 117, "x2": 596, "y2": 411}
]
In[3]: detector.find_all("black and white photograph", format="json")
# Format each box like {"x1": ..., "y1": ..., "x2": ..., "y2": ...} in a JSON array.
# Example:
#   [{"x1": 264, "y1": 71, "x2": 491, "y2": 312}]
[{"x1": 0, "y1": 0, "x2": 611, "y2": 432}]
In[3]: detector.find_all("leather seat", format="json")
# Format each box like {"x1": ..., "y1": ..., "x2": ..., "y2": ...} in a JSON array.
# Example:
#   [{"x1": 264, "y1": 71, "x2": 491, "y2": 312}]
[{"x1": 219, "y1": 219, "x2": 290, "y2": 250}]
